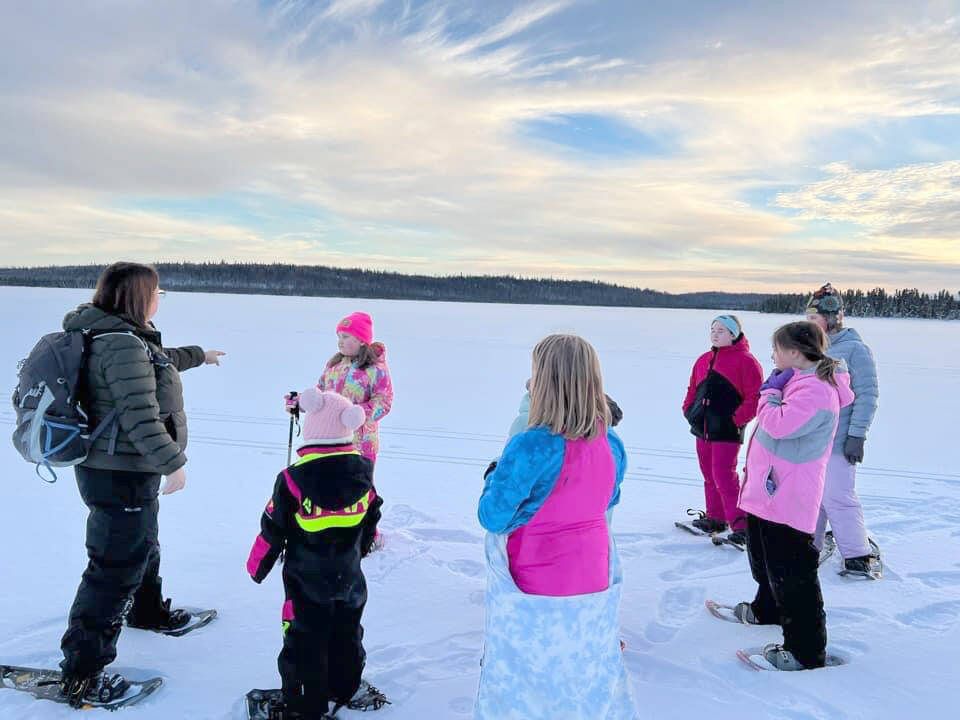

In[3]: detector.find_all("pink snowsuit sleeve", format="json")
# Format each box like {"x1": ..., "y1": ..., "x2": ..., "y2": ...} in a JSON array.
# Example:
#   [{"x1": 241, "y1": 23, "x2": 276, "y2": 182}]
[
  {"x1": 755, "y1": 385, "x2": 825, "y2": 439},
  {"x1": 360, "y1": 364, "x2": 393, "y2": 423}
]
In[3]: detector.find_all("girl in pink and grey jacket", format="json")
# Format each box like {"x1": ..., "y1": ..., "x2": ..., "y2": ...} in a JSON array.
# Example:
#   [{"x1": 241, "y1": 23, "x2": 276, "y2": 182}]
[{"x1": 733, "y1": 321, "x2": 854, "y2": 671}]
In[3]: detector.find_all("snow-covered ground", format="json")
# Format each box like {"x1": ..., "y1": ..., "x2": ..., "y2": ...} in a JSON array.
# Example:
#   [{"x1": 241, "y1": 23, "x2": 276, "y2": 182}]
[{"x1": 1, "y1": 286, "x2": 958, "y2": 720}]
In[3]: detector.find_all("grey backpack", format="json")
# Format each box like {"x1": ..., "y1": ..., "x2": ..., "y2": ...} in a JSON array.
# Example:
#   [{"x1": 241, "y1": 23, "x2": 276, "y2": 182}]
[{"x1": 11, "y1": 329, "x2": 144, "y2": 481}]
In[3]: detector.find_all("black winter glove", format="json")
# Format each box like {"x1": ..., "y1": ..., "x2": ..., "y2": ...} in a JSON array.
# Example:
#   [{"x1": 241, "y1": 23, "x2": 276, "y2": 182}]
[
  {"x1": 605, "y1": 395, "x2": 623, "y2": 427},
  {"x1": 843, "y1": 436, "x2": 865, "y2": 464},
  {"x1": 484, "y1": 460, "x2": 497, "y2": 479}
]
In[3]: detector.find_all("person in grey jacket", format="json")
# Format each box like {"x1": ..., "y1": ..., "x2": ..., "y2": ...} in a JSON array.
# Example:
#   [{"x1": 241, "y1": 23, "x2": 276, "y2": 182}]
[
  {"x1": 805, "y1": 284, "x2": 879, "y2": 574},
  {"x1": 58, "y1": 262, "x2": 225, "y2": 707}
]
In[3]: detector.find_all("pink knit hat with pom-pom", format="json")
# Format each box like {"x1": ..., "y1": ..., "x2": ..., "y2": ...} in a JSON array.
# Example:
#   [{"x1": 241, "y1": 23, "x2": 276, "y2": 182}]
[{"x1": 297, "y1": 387, "x2": 366, "y2": 446}]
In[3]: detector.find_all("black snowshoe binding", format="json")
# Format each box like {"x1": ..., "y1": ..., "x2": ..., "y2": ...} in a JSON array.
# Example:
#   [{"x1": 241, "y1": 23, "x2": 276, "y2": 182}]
[
  {"x1": 58, "y1": 672, "x2": 130, "y2": 708},
  {"x1": 725, "y1": 530, "x2": 747, "y2": 547},
  {"x1": 339, "y1": 680, "x2": 390, "y2": 712},
  {"x1": 127, "y1": 598, "x2": 191, "y2": 632},
  {"x1": 840, "y1": 538, "x2": 882, "y2": 579},
  {"x1": 689, "y1": 510, "x2": 728, "y2": 534}
]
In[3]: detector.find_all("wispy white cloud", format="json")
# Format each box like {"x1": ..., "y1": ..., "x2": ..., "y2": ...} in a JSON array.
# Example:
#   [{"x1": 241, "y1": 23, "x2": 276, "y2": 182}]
[
  {"x1": 0, "y1": 1, "x2": 957, "y2": 291},
  {"x1": 776, "y1": 161, "x2": 960, "y2": 239}
]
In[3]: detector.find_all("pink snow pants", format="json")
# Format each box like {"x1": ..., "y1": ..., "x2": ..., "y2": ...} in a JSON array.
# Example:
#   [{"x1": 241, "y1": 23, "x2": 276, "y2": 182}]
[
  {"x1": 696, "y1": 438, "x2": 745, "y2": 530},
  {"x1": 814, "y1": 453, "x2": 871, "y2": 559}
]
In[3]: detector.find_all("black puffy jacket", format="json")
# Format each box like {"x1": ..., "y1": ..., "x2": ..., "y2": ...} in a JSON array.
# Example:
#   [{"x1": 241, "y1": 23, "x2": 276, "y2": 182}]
[{"x1": 63, "y1": 304, "x2": 204, "y2": 475}]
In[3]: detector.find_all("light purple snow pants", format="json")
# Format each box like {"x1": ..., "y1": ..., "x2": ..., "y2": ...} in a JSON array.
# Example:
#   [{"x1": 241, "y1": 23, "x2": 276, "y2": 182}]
[{"x1": 814, "y1": 452, "x2": 871, "y2": 559}]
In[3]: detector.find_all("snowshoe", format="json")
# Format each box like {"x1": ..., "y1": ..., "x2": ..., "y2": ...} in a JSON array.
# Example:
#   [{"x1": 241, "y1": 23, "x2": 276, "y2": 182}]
[
  {"x1": 245, "y1": 689, "x2": 338, "y2": 719},
  {"x1": 705, "y1": 599, "x2": 765, "y2": 625},
  {"x1": 339, "y1": 680, "x2": 390, "y2": 712},
  {"x1": 818, "y1": 530, "x2": 837, "y2": 566},
  {"x1": 1, "y1": 664, "x2": 161, "y2": 710},
  {"x1": 711, "y1": 531, "x2": 746, "y2": 552},
  {"x1": 676, "y1": 509, "x2": 725, "y2": 537},
  {"x1": 60, "y1": 672, "x2": 130, "y2": 708},
  {"x1": 737, "y1": 644, "x2": 845, "y2": 671}
]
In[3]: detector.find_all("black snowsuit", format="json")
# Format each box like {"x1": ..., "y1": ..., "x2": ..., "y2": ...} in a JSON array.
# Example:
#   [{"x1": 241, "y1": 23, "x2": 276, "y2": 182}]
[
  {"x1": 745, "y1": 514, "x2": 827, "y2": 668},
  {"x1": 59, "y1": 305, "x2": 205, "y2": 679},
  {"x1": 247, "y1": 445, "x2": 382, "y2": 716}
]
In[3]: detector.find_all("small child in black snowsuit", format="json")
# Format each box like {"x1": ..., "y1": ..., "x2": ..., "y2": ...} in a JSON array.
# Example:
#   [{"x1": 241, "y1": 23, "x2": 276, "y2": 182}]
[{"x1": 247, "y1": 388, "x2": 384, "y2": 719}]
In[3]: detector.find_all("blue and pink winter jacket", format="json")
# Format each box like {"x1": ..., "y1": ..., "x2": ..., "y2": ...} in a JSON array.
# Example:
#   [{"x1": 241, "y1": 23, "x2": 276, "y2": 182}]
[
  {"x1": 738, "y1": 366, "x2": 855, "y2": 534},
  {"x1": 478, "y1": 425, "x2": 627, "y2": 596}
]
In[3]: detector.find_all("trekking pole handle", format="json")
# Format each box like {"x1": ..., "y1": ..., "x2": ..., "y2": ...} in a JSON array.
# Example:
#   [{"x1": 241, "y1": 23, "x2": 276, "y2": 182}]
[{"x1": 286, "y1": 391, "x2": 299, "y2": 466}]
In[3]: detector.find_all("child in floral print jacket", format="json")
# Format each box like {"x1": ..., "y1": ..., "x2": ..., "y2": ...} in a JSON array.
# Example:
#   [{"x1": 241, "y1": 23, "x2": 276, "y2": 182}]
[{"x1": 317, "y1": 312, "x2": 393, "y2": 465}]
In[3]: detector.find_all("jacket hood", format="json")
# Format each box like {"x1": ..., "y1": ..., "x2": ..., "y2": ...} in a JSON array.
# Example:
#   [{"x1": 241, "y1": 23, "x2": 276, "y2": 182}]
[
  {"x1": 291, "y1": 447, "x2": 373, "y2": 509},
  {"x1": 369, "y1": 341, "x2": 387, "y2": 363},
  {"x1": 789, "y1": 364, "x2": 855, "y2": 409},
  {"x1": 829, "y1": 327, "x2": 863, "y2": 346},
  {"x1": 63, "y1": 303, "x2": 160, "y2": 342}
]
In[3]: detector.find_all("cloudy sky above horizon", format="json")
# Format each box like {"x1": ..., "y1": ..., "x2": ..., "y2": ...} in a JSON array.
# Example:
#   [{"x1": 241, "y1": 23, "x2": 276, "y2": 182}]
[{"x1": 1, "y1": 0, "x2": 958, "y2": 293}]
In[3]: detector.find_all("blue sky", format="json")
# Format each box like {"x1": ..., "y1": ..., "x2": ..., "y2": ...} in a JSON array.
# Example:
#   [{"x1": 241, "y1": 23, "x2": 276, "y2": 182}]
[{"x1": 0, "y1": 0, "x2": 958, "y2": 292}]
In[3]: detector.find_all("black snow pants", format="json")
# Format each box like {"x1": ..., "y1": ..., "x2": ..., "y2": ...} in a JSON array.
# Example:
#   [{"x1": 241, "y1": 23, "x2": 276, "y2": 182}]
[
  {"x1": 279, "y1": 593, "x2": 365, "y2": 716},
  {"x1": 746, "y1": 513, "x2": 827, "y2": 668},
  {"x1": 60, "y1": 466, "x2": 165, "y2": 678}
]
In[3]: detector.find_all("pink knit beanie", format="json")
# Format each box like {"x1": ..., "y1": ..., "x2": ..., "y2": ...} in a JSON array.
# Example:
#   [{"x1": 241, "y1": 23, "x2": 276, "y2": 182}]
[
  {"x1": 336, "y1": 312, "x2": 373, "y2": 345},
  {"x1": 297, "y1": 388, "x2": 366, "y2": 446}
]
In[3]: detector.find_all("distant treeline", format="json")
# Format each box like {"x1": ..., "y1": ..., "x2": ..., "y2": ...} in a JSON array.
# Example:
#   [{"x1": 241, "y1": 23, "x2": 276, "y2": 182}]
[
  {"x1": 0, "y1": 262, "x2": 772, "y2": 310},
  {"x1": 0, "y1": 263, "x2": 957, "y2": 319},
  {"x1": 756, "y1": 287, "x2": 960, "y2": 321}
]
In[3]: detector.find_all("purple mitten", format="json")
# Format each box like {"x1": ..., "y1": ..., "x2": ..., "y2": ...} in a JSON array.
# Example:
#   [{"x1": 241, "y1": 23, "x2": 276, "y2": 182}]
[{"x1": 760, "y1": 368, "x2": 794, "y2": 393}]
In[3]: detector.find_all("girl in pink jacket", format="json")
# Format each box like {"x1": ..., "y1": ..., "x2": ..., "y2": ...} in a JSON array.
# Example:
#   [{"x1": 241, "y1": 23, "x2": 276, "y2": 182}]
[
  {"x1": 733, "y1": 321, "x2": 854, "y2": 670},
  {"x1": 288, "y1": 312, "x2": 394, "y2": 465},
  {"x1": 317, "y1": 312, "x2": 393, "y2": 465}
]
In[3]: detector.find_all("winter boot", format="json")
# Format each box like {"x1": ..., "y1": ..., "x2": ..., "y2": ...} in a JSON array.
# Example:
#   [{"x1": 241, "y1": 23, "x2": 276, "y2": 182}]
[
  {"x1": 725, "y1": 529, "x2": 747, "y2": 547},
  {"x1": 761, "y1": 644, "x2": 810, "y2": 671},
  {"x1": 127, "y1": 598, "x2": 190, "y2": 632},
  {"x1": 691, "y1": 516, "x2": 728, "y2": 534},
  {"x1": 843, "y1": 555, "x2": 879, "y2": 574},
  {"x1": 59, "y1": 671, "x2": 130, "y2": 708},
  {"x1": 733, "y1": 602, "x2": 760, "y2": 625}
]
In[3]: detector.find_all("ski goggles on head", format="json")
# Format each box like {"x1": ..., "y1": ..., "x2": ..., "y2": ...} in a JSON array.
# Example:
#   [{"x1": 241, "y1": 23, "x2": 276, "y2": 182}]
[{"x1": 807, "y1": 284, "x2": 842, "y2": 313}]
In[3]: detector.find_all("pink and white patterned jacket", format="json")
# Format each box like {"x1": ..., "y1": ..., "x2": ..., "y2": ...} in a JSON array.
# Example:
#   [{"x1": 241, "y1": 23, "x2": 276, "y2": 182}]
[{"x1": 318, "y1": 342, "x2": 393, "y2": 464}]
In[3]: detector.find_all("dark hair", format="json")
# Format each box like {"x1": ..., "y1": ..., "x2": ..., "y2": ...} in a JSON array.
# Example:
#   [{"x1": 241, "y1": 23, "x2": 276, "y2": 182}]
[
  {"x1": 772, "y1": 321, "x2": 840, "y2": 386},
  {"x1": 92, "y1": 262, "x2": 159, "y2": 328},
  {"x1": 327, "y1": 342, "x2": 381, "y2": 370}
]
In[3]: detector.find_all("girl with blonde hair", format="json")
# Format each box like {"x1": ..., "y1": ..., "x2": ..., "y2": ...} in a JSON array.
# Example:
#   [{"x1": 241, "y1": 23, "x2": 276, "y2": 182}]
[{"x1": 475, "y1": 334, "x2": 638, "y2": 719}]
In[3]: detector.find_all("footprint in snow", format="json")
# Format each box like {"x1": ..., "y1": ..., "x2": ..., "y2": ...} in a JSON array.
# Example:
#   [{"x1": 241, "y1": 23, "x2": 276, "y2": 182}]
[
  {"x1": 406, "y1": 527, "x2": 482, "y2": 544},
  {"x1": 907, "y1": 571, "x2": 960, "y2": 588},
  {"x1": 644, "y1": 585, "x2": 705, "y2": 644},
  {"x1": 895, "y1": 600, "x2": 960, "y2": 631}
]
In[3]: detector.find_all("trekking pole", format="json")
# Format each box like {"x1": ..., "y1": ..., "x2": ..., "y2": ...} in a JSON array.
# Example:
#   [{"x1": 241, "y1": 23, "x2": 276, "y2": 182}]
[{"x1": 286, "y1": 391, "x2": 299, "y2": 466}]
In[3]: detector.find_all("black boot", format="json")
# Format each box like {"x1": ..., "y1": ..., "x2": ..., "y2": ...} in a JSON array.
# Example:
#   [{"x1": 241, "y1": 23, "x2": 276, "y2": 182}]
[
  {"x1": 127, "y1": 598, "x2": 190, "y2": 632},
  {"x1": 692, "y1": 516, "x2": 728, "y2": 534},
  {"x1": 725, "y1": 529, "x2": 747, "y2": 547},
  {"x1": 60, "y1": 671, "x2": 130, "y2": 708}
]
